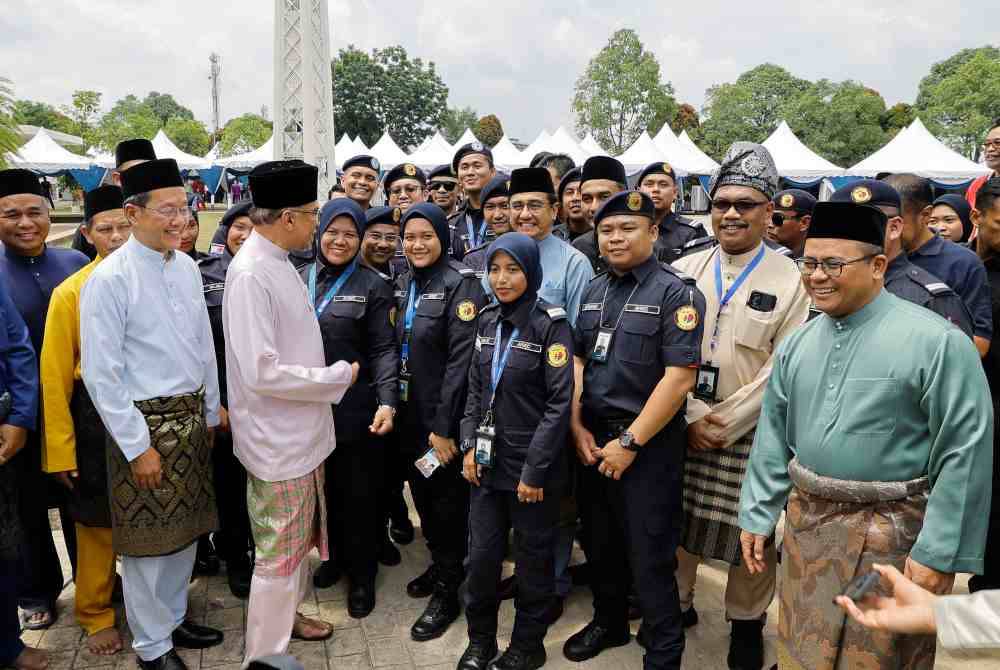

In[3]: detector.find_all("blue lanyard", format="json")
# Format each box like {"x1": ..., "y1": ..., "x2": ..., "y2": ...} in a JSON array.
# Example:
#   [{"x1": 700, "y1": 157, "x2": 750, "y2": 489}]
[
  {"x1": 467, "y1": 213, "x2": 488, "y2": 248},
  {"x1": 401, "y1": 280, "x2": 422, "y2": 363},
  {"x1": 714, "y1": 244, "x2": 766, "y2": 310},
  {"x1": 490, "y1": 321, "x2": 519, "y2": 405},
  {"x1": 308, "y1": 260, "x2": 357, "y2": 318}
]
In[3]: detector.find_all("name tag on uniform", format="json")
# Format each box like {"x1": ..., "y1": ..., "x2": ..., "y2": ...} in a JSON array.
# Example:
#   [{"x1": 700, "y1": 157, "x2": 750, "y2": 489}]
[
  {"x1": 581, "y1": 303, "x2": 603, "y2": 312},
  {"x1": 421, "y1": 293, "x2": 445, "y2": 301},
  {"x1": 624, "y1": 304, "x2": 661, "y2": 315},
  {"x1": 591, "y1": 330, "x2": 613, "y2": 362},
  {"x1": 333, "y1": 295, "x2": 366, "y2": 303},
  {"x1": 510, "y1": 340, "x2": 542, "y2": 353},
  {"x1": 394, "y1": 290, "x2": 408, "y2": 299},
  {"x1": 202, "y1": 282, "x2": 225, "y2": 294},
  {"x1": 475, "y1": 335, "x2": 496, "y2": 351}
]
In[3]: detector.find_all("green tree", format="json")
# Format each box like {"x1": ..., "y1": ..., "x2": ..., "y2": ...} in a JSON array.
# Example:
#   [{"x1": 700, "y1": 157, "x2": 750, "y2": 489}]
[
  {"x1": 220, "y1": 113, "x2": 272, "y2": 156},
  {"x1": 439, "y1": 106, "x2": 478, "y2": 144},
  {"x1": 881, "y1": 102, "x2": 915, "y2": 137},
  {"x1": 915, "y1": 46, "x2": 1000, "y2": 110},
  {"x1": 164, "y1": 117, "x2": 211, "y2": 156},
  {"x1": 331, "y1": 44, "x2": 449, "y2": 149},
  {"x1": 919, "y1": 50, "x2": 1000, "y2": 158},
  {"x1": 12, "y1": 100, "x2": 76, "y2": 134},
  {"x1": 672, "y1": 103, "x2": 700, "y2": 133},
  {"x1": 94, "y1": 95, "x2": 161, "y2": 150},
  {"x1": 572, "y1": 29, "x2": 676, "y2": 153},
  {"x1": 143, "y1": 92, "x2": 194, "y2": 126},
  {"x1": 64, "y1": 90, "x2": 102, "y2": 144},
  {"x1": 699, "y1": 64, "x2": 811, "y2": 158},
  {"x1": 0, "y1": 79, "x2": 20, "y2": 168},
  {"x1": 787, "y1": 82, "x2": 887, "y2": 167},
  {"x1": 474, "y1": 114, "x2": 503, "y2": 146}
]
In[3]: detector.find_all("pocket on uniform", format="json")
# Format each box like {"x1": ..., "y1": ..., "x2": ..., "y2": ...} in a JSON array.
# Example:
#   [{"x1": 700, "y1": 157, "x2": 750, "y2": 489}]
[
  {"x1": 735, "y1": 313, "x2": 774, "y2": 352},
  {"x1": 417, "y1": 299, "x2": 446, "y2": 318},
  {"x1": 839, "y1": 378, "x2": 898, "y2": 435},
  {"x1": 327, "y1": 300, "x2": 366, "y2": 321},
  {"x1": 619, "y1": 313, "x2": 659, "y2": 364}
]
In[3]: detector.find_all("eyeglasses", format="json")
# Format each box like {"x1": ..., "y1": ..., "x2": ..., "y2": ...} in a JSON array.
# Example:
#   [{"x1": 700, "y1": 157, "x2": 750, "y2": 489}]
[
  {"x1": 711, "y1": 199, "x2": 769, "y2": 214},
  {"x1": 287, "y1": 208, "x2": 321, "y2": 220},
  {"x1": 366, "y1": 232, "x2": 398, "y2": 244},
  {"x1": 510, "y1": 200, "x2": 548, "y2": 214},
  {"x1": 429, "y1": 181, "x2": 458, "y2": 192},
  {"x1": 135, "y1": 205, "x2": 189, "y2": 221},
  {"x1": 389, "y1": 185, "x2": 423, "y2": 196},
  {"x1": 770, "y1": 212, "x2": 799, "y2": 226},
  {"x1": 983, "y1": 140, "x2": 1000, "y2": 152},
  {"x1": 794, "y1": 254, "x2": 877, "y2": 277}
]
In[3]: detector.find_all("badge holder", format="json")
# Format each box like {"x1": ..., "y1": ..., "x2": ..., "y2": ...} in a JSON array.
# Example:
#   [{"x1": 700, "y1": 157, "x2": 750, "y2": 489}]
[
  {"x1": 475, "y1": 411, "x2": 496, "y2": 467},
  {"x1": 590, "y1": 329, "x2": 613, "y2": 362},
  {"x1": 415, "y1": 447, "x2": 441, "y2": 478},
  {"x1": 399, "y1": 342, "x2": 411, "y2": 402},
  {"x1": 694, "y1": 363, "x2": 720, "y2": 402}
]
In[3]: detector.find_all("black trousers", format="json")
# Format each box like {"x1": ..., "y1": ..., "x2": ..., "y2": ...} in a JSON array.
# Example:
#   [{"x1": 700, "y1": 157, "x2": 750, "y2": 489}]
[
  {"x1": 578, "y1": 420, "x2": 686, "y2": 670},
  {"x1": 380, "y1": 431, "x2": 414, "y2": 531},
  {"x1": 0, "y1": 559, "x2": 23, "y2": 666},
  {"x1": 466, "y1": 485, "x2": 557, "y2": 651},
  {"x1": 211, "y1": 429, "x2": 252, "y2": 565},
  {"x1": 327, "y1": 436, "x2": 385, "y2": 584}
]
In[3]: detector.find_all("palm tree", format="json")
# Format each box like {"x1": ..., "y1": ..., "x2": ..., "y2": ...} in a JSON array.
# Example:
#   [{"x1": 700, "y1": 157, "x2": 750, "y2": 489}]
[{"x1": 0, "y1": 78, "x2": 21, "y2": 168}]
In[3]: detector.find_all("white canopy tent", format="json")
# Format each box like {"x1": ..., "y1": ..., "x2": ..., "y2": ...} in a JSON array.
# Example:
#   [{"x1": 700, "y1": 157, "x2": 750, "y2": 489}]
[
  {"x1": 407, "y1": 131, "x2": 455, "y2": 169},
  {"x1": 453, "y1": 128, "x2": 478, "y2": 149},
  {"x1": 579, "y1": 133, "x2": 604, "y2": 158},
  {"x1": 87, "y1": 147, "x2": 116, "y2": 169},
  {"x1": 848, "y1": 118, "x2": 990, "y2": 184},
  {"x1": 762, "y1": 121, "x2": 843, "y2": 181},
  {"x1": 652, "y1": 126, "x2": 718, "y2": 175},
  {"x1": 204, "y1": 143, "x2": 220, "y2": 162},
  {"x1": 151, "y1": 130, "x2": 211, "y2": 170},
  {"x1": 677, "y1": 131, "x2": 720, "y2": 172},
  {"x1": 368, "y1": 132, "x2": 409, "y2": 169},
  {"x1": 617, "y1": 131, "x2": 671, "y2": 174},
  {"x1": 546, "y1": 126, "x2": 588, "y2": 164},
  {"x1": 349, "y1": 135, "x2": 370, "y2": 157},
  {"x1": 491, "y1": 135, "x2": 526, "y2": 171},
  {"x1": 334, "y1": 134, "x2": 356, "y2": 162},
  {"x1": 217, "y1": 134, "x2": 275, "y2": 170},
  {"x1": 520, "y1": 130, "x2": 551, "y2": 161},
  {"x1": 6, "y1": 129, "x2": 94, "y2": 173}
]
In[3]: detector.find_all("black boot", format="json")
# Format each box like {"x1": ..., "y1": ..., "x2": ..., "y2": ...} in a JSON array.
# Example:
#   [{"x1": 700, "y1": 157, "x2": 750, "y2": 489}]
[
  {"x1": 193, "y1": 535, "x2": 220, "y2": 577},
  {"x1": 563, "y1": 621, "x2": 630, "y2": 662},
  {"x1": 407, "y1": 564, "x2": 438, "y2": 598},
  {"x1": 727, "y1": 619, "x2": 765, "y2": 670},
  {"x1": 457, "y1": 637, "x2": 499, "y2": 670},
  {"x1": 312, "y1": 560, "x2": 342, "y2": 589},
  {"x1": 226, "y1": 559, "x2": 252, "y2": 599},
  {"x1": 410, "y1": 590, "x2": 460, "y2": 641},
  {"x1": 488, "y1": 647, "x2": 546, "y2": 670},
  {"x1": 348, "y1": 579, "x2": 376, "y2": 619}
]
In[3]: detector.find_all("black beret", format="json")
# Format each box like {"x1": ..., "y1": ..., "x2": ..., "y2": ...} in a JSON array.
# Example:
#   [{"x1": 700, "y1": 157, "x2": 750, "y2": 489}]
[
  {"x1": 428, "y1": 164, "x2": 456, "y2": 181},
  {"x1": 481, "y1": 175, "x2": 511, "y2": 204},
  {"x1": 773, "y1": 189, "x2": 817, "y2": 214},
  {"x1": 341, "y1": 154, "x2": 380, "y2": 173},
  {"x1": 806, "y1": 201, "x2": 886, "y2": 247},
  {"x1": 248, "y1": 160, "x2": 318, "y2": 209},
  {"x1": 508, "y1": 167, "x2": 554, "y2": 198},
  {"x1": 636, "y1": 161, "x2": 677, "y2": 185},
  {"x1": 557, "y1": 167, "x2": 582, "y2": 202},
  {"x1": 452, "y1": 141, "x2": 493, "y2": 173},
  {"x1": 594, "y1": 190, "x2": 655, "y2": 225},
  {"x1": 219, "y1": 200, "x2": 254, "y2": 231},
  {"x1": 114, "y1": 139, "x2": 156, "y2": 168},
  {"x1": 365, "y1": 205, "x2": 402, "y2": 227},
  {"x1": 0, "y1": 168, "x2": 44, "y2": 199},
  {"x1": 84, "y1": 185, "x2": 124, "y2": 221},
  {"x1": 120, "y1": 158, "x2": 184, "y2": 199},
  {"x1": 581, "y1": 156, "x2": 627, "y2": 187},
  {"x1": 383, "y1": 163, "x2": 426, "y2": 191},
  {"x1": 830, "y1": 179, "x2": 901, "y2": 210}
]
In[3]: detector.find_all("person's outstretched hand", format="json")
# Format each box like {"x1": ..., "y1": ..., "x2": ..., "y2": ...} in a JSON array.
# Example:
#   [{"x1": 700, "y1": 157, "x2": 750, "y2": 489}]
[{"x1": 835, "y1": 563, "x2": 938, "y2": 636}]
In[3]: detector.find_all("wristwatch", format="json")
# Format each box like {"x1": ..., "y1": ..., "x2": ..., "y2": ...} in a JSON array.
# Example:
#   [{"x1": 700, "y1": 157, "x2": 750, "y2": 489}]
[
  {"x1": 460, "y1": 438, "x2": 475, "y2": 454},
  {"x1": 619, "y1": 430, "x2": 640, "y2": 452}
]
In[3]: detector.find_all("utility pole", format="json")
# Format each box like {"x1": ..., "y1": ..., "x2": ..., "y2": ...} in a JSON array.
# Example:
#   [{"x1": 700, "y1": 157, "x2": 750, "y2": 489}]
[{"x1": 209, "y1": 53, "x2": 222, "y2": 138}]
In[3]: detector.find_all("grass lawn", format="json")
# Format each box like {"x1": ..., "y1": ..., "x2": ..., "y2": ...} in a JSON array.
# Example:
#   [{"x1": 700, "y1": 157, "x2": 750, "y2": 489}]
[{"x1": 196, "y1": 211, "x2": 224, "y2": 252}]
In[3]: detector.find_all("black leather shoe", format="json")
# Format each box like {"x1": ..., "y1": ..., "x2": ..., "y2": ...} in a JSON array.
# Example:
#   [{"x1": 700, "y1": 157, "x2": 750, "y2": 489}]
[
  {"x1": 497, "y1": 575, "x2": 517, "y2": 601},
  {"x1": 562, "y1": 621, "x2": 630, "y2": 662},
  {"x1": 348, "y1": 581, "x2": 376, "y2": 619},
  {"x1": 410, "y1": 592, "x2": 460, "y2": 641},
  {"x1": 312, "y1": 560, "x2": 342, "y2": 589},
  {"x1": 407, "y1": 565, "x2": 437, "y2": 598},
  {"x1": 136, "y1": 649, "x2": 187, "y2": 670},
  {"x1": 227, "y1": 561, "x2": 252, "y2": 599},
  {"x1": 727, "y1": 619, "x2": 765, "y2": 670},
  {"x1": 379, "y1": 539, "x2": 402, "y2": 567},
  {"x1": 171, "y1": 621, "x2": 224, "y2": 649},
  {"x1": 457, "y1": 637, "x2": 498, "y2": 670},
  {"x1": 682, "y1": 606, "x2": 699, "y2": 628},
  {"x1": 488, "y1": 647, "x2": 545, "y2": 670},
  {"x1": 543, "y1": 597, "x2": 564, "y2": 625},
  {"x1": 390, "y1": 515, "x2": 415, "y2": 545},
  {"x1": 193, "y1": 537, "x2": 220, "y2": 577}
]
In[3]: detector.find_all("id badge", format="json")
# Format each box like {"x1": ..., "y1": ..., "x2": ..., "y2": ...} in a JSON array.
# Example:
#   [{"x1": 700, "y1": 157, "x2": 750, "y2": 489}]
[
  {"x1": 399, "y1": 372, "x2": 411, "y2": 403},
  {"x1": 475, "y1": 425, "x2": 495, "y2": 467},
  {"x1": 694, "y1": 363, "x2": 720, "y2": 402},
  {"x1": 591, "y1": 329, "x2": 613, "y2": 362},
  {"x1": 414, "y1": 447, "x2": 441, "y2": 478}
]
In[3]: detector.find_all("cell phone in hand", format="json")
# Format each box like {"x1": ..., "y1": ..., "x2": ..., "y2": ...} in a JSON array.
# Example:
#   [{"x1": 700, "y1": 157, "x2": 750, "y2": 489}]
[{"x1": 836, "y1": 571, "x2": 880, "y2": 603}]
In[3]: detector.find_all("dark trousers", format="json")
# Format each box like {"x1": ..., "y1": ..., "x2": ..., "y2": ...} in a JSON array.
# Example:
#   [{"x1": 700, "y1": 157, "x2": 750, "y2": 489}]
[
  {"x1": 328, "y1": 436, "x2": 384, "y2": 584},
  {"x1": 578, "y1": 421, "x2": 686, "y2": 670},
  {"x1": 381, "y1": 431, "x2": 414, "y2": 530},
  {"x1": 211, "y1": 429, "x2": 252, "y2": 566},
  {"x1": 406, "y1": 451, "x2": 469, "y2": 590},
  {"x1": 466, "y1": 486, "x2": 557, "y2": 651},
  {"x1": 0, "y1": 559, "x2": 24, "y2": 665}
]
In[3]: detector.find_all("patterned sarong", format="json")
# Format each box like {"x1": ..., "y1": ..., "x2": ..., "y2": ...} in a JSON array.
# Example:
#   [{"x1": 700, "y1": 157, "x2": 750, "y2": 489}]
[
  {"x1": 247, "y1": 467, "x2": 328, "y2": 578},
  {"x1": 106, "y1": 389, "x2": 217, "y2": 556},
  {"x1": 682, "y1": 431, "x2": 754, "y2": 564},
  {"x1": 777, "y1": 458, "x2": 936, "y2": 670}
]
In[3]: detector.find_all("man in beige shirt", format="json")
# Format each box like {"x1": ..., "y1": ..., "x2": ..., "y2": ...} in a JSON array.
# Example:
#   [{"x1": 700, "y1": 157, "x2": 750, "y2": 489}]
[{"x1": 672, "y1": 142, "x2": 809, "y2": 670}]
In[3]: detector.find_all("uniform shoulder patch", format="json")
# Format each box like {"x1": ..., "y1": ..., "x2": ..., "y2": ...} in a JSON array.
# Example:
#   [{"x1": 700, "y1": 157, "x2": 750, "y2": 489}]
[
  {"x1": 480, "y1": 301, "x2": 501, "y2": 312},
  {"x1": 458, "y1": 267, "x2": 477, "y2": 277},
  {"x1": 456, "y1": 299, "x2": 478, "y2": 321},
  {"x1": 544, "y1": 306, "x2": 567, "y2": 320},
  {"x1": 674, "y1": 305, "x2": 699, "y2": 331},
  {"x1": 546, "y1": 343, "x2": 569, "y2": 368},
  {"x1": 924, "y1": 281, "x2": 952, "y2": 296}
]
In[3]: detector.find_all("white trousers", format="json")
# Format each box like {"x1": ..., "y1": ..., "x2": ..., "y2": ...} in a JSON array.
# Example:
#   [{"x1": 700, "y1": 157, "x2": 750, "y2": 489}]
[
  {"x1": 242, "y1": 560, "x2": 311, "y2": 667},
  {"x1": 121, "y1": 542, "x2": 197, "y2": 661}
]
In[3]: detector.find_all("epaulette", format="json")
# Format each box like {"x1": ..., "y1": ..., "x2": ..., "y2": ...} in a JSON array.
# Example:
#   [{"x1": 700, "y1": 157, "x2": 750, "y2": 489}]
[
  {"x1": 544, "y1": 306, "x2": 567, "y2": 321},
  {"x1": 588, "y1": 270, "x2": 609, "y2": 282},
  {"x1": 458, "y1": 267, "x2": 477, "y2": 277},
  {"x1": 681, "y1": 235, "x2": 718, "y2": 252},
  {"x1": 196, "y1": 256, "x2": 211, "y2": 266},
  {"x1": 660, "y1": 262, "x2": 697, "y2": 285},
  {"x1": 480, "y1": 302, "x2": 501, "y2": 312},
  {"x1": 923, "y1": 280, "x2": 953, "y2": 296},
  {"x1": 676, "y1": 215, "x2": 700, "y2": 229},
  {"x1": 906, "y1": 266, "x2": 956, "y2": 297}
]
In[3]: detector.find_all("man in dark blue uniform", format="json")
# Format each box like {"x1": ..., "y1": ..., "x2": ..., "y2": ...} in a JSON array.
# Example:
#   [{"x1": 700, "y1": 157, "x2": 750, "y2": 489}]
[
  {"x1": 449, "y1": 142, "x2": 497, "y2": 260},
  {"x1": 552, "y1": 167, "x2": 590, "y2": 242},
  {"x1": 428, "y1": 164, "x2": 460, "y2": 217},
  {"x1": 339, "y1": 154, "x2": 381, "y2": 211},
  {"x1": 768, "y1": 189, "x2": 815, "y2": 259},
  {"x1": 360, "y1": 206, "x2": 408, "y2": 282},
  {"x1": 572, "y1": 157, "x2": 629, "y2": 274},
  {"x1": 636, "y1": 162, "x2": 707, "y2": 264},
  {"x1": 565, "y1": 190, "x2": 706, "y2": 669},
  {"x1": 462, "y1": 175, "x2": 512, "y2": 276},
  {"x1": 0, "y1": 168, "x2": 89, "y2": 630}
]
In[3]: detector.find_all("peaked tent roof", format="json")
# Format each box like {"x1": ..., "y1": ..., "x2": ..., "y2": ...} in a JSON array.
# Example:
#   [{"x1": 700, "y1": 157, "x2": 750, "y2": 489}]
[
  {"x1": 521, "y1": 130, "x2": 552, "y2": 162},
  {"x1": 368, "y1": 132, "x2": 409, "y2": 169},
  {"x1": 677, "y1": 131, "x2": 720, "y2": 172},
  {"x1": 547, "y1": 126, "x2": 588, "y2": 164},
  {"x1": 6, "y1": 128, "x2": 94, "y2": 172},
  {"x1": 151, "y1": 129, "x2": 211, "y2": 170},
  {"x1": 218, "y1": 134, "x2": 275, "y2": 170},
  {"x1": 334, "y1": 134, "x2": 356, "y2": 162},
  {"x1": 87, "y1": 146, "x2": 116, "y2": 169},
  {"x1": 407, "y1": 131, "x2": 455, "y2": 169},
  {"x1": 618, "y1": 131, "x2": 669, "y2": 173},
  {"x1": 491, "y1": 135, "x2": 526, "y2": 171},
  {"x1": 762, "y1": 121, "x2": 842, "y2": 179},
  {"x1": 204, "y1": 143, "x2": 220, "y2": 161},
  {"x1": 651, "y1": 126, "x2": 716, "y2": 175},
  {"x1": 454, "y1": 128, "x2": 479, "y2": 148},
  {"x1": 579, "y1": 133, "x2": 604, "y2": 157},
  {"x1": 848, "y1": 118, "x2": 990, "y2": 183}
]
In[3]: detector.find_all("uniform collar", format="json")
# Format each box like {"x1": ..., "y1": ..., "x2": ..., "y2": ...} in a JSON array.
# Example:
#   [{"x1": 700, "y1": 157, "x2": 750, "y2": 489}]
[
  {"x1": 884, "y1": 253, "x2": 911, "y2": 282},
  {"x1": 720, "y1": 240, "x2": 765, "y2": 267},
  {"x1": 657, "y1": 211, "x2": 677, "y2": 231},
  {"x1": 613, "y1": 254, "x2": 659, "y2": 284},
  {"x1": 127, "y1": 235, "x2": 176, "y2": 264},
  {"x1": 909, "y1": 234, "x2": 943, "y2": 257},
  {"x1": 501, "y1": 296, "x2": 536, "y2": 331},
  {"x1": 828, "y1": 289, "x2": 890, "y2": 332}
]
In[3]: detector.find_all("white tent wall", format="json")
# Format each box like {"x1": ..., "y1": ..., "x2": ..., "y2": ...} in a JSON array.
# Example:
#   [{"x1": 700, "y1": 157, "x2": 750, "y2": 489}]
[
  {"x1": 151, "y1": 129, "x2": 211, "y2": 170},
  {"x1": 761, "y1": 121, "x2": 842, "y2": 181},
  {"x1": 7, "y1": 128, "x2": 93, "y2": 172}
]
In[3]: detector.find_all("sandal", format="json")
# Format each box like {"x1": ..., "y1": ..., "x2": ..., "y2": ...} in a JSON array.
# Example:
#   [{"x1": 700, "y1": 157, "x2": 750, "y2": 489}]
[
  {"x1": 20, "y1": 605, "x2": 57, "y2": 631},
  {"x1": 290, "y1": 613, "x2": 333, "y2": 641}
]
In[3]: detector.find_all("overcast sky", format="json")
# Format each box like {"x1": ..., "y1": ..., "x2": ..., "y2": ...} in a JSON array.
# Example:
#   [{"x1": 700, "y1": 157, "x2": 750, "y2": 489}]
[{"x1": 3, "y1": 1, "x2": 996, "y2": 144}]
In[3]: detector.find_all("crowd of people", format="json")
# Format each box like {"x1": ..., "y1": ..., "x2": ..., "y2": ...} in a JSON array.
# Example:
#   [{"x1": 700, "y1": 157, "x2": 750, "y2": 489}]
[{"x1": 0, "y1": 120, "x2": 999, "y2": 670}]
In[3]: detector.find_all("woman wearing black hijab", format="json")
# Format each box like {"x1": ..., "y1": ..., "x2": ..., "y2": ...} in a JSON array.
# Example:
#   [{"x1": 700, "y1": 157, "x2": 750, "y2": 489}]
[
  {"x1": 394, "y1": 202, "x2": 487, "y2": 641},
  {"x1": 458, "y1": 233, "x2": 574, "y2": 670},
  {"x1": 930, "y1": 194, "x2": 974, "y2": 244},
  {"x1": 302, "y1": 198, "x2": 399, "y2": 618}
]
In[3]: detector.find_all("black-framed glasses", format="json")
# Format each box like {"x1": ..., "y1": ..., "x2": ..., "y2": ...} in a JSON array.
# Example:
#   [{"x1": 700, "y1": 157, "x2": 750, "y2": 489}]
[
  {"x1": 288, "y1": 207, "x2": 321, "y2": 219},
  {"x1": 771, "y1": 212, "x2": 800, "y2": 226},
  {"x1": 389, "y1": 185, "x2": 423, "y2": 196},
  {"x1": 711, "y1": 199, "x2": 769, "y2": 214},
  {"x1": 510, "y1": 200, "x2": 548, "y2": 214},
  {"x1": 429, "y1": 181, "x2": 458, "y2": 192},
  {"x1": 794, "y1": 254, "x2": 877, "y2": 277}
]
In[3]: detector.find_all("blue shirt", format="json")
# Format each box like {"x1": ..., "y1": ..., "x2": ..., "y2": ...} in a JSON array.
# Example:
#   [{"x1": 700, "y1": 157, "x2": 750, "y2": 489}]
[
  {"x1": 0, "y1": 245, "x2": 88, "y2": 356},
  {"x1": 907, "y1": 235, "x2": 993, "y2": 340},
  {"x1": 80, "y1": 236, "x2": 220, "y2": 462},
  {"x1": 0, "y1": 278, "x2": 37, "y2": 430}
]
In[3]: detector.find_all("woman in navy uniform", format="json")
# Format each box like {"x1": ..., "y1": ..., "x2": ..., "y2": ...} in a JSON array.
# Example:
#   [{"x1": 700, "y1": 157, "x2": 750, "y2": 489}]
[
  {"x1": 196, "y1": 202, "x2": 255, "y2": 596},
  {"x1": 302, "y1": 198, "x2": 399, "y2": 618},
  {"x1": 394, "y1": 202, "x2": 487, "y2": 641},
  {"x1": 458, "y1": 233, "x2": 573, "y2": 670}
]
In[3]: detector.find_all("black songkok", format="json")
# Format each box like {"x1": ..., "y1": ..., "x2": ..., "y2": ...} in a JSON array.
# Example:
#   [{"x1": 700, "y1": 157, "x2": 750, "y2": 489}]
[
  {"x1": 0, "y1": 169, "x2": 44, "y2": 199},
  {"x1": 508, "y1": 167, "x2": 554, "y2": 197},
  {"x1": 581, "y1": 156, "x2": 627, "y2": 187},
  {"x1": 806, "y1": 202, "x2": 886, "y2": 248},
  {"x1": 115, "y1": 139, "x2": 156, "y2": 168},
  {"x1": 84, "y1": 185, "x2": 124, "y2": 221},
  {"x1": 120, "y1": 159, "x2": 183, "y2": 199},
  {"x1": 249, "y1": 160, "x2": 318, "y2": 209}
]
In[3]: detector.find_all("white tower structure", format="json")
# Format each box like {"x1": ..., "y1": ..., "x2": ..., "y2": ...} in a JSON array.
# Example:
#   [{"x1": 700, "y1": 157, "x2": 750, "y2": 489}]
[{"x1": 273, "y1": 0, "x2": 336, "y2": 195}]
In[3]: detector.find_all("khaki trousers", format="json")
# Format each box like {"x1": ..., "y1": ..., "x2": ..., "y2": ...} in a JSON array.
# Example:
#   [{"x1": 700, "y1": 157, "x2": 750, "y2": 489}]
[{"x1": 675, "y1": 544, "x2": 777, "y2": 621}]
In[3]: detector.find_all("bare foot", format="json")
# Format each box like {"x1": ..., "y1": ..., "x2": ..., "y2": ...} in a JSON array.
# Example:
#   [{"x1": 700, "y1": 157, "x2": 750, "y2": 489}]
[
  {"x1": 291, "y1": 613, "x2": 333, "y2": 641},
  {"x1": 13, "y1": 647, "x2": 49, "y2": 670},
  {"x1": 86, "y1": 628, "x2": 123, "y2": 656}
]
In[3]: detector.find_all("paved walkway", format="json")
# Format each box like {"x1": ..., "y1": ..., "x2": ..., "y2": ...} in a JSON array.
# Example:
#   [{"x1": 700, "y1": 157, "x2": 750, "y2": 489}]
[{"x1": 23, "y1": 516, "x2": 999, "y2": 670}]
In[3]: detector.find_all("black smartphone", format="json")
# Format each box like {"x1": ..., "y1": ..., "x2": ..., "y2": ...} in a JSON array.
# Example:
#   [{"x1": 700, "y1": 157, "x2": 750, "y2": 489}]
[
  {"x1": 836, "y1": 571, "x2": 881, "y2": 603},
  {"x1": 748, "y1": 291, "x2": 778, "y2": 312}
]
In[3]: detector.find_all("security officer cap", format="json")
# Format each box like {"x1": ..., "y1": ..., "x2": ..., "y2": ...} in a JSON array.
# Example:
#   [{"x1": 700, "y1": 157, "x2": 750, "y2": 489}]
[
  {"x1": 452, "y1": 141, "x2": 494, "y2": 173},
  {"x1": 428, "y1": 164, "x2": 456, "y2": 181},
  {"x1": 636, "y1": 161, "x2": 677, "y2": 185},
  {"x1": 481, "y1": 175, "x2": 511, "y2": 204},
  {"x1": 366, "y1": 205, "x2": 403, "y2": 227},
  {"x1": 383, "y1": 163, "x2": 426, "y2": 191},
  {"x1": 830, "y1": 179, "x2": 901, "y2": 210},
  {"x1": 773, "y1": 189, "x2": 816, "y2": 214},
  {"x1": 594, "y1": 190, "x2": 655, "y2": 225},
  {"x1": 342, "y1": 154, "x2": 381, "y2": 174}
]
